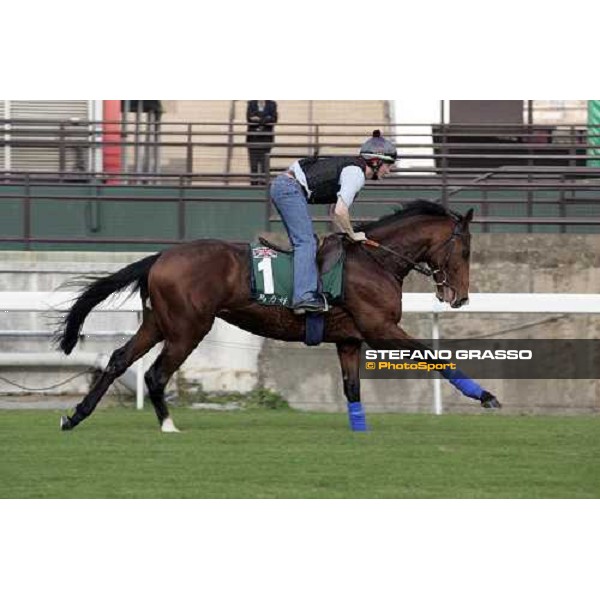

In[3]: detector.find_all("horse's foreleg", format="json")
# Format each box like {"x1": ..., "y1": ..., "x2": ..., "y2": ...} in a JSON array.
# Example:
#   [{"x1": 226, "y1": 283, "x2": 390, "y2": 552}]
[
  {"x1": 336, "y1": 340, "x2": 368, "y2": 432},
  {"x1": 60, "y1": 310, "x2": 163, "y2": 431},
  {"x1": 363, "y1": 323, "x2": 501, "y2": 410}
]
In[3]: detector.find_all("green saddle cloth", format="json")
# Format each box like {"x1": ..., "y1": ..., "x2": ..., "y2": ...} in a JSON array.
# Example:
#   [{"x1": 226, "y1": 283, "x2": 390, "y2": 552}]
[{"x1": 250, "y1": 242, "x2": 344, "y2": 307}]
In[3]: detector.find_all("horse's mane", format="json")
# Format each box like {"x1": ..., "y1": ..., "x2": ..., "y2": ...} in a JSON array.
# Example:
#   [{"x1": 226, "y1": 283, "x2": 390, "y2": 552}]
[{"x1": 356, "y1": 200, "x2": 459, "y2": 233}]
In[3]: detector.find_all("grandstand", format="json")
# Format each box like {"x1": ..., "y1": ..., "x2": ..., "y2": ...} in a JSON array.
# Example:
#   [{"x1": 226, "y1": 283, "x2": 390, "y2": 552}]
[
  {"x1": 157, "y1": 100, "x2": 391, "y2": 176},
  {"x1": 1, "y1": 100, "x2": 600, "y2": 415},
  {"x1": 2, "y1": 99, "x2": 600, "y2": 242}
]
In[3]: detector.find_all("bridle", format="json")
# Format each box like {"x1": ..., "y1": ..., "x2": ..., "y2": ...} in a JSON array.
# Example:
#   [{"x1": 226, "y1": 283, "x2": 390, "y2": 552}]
[
  {"x1": 428, "y1": 218, "x2": 469, "y2": 295},
  {"x1": 360, "y1": 217, "x2": 469, "y2": 295}
]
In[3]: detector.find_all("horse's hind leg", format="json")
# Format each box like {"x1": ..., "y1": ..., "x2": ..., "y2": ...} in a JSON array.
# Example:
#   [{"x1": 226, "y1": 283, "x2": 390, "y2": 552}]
[
  {"x1": 145, "y1": 316, "x2": 215, "y2": 433},
  {"x1": 60, "y1": 310, "x2": 163, "y2": 431}
]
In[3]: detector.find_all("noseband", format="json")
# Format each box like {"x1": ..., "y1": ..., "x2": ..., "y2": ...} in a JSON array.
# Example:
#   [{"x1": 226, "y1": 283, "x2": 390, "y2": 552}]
[{"x1": 428, "y1": 218, "x2": 469, "y2": 294}]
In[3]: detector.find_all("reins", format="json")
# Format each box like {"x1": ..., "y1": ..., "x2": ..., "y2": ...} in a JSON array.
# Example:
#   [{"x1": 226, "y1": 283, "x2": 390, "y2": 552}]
[
  {"x1": 361, "y1": 238, "x2": 434, "y2": 276},
  {"x1": 358, "y1": 218, "x2": 468, "y2": 289},
  {"x1": 353, "y1": 172, "x2": 490, "y2": 285}
]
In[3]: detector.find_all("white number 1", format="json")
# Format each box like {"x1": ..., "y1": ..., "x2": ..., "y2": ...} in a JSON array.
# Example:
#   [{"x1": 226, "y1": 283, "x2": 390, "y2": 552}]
[{"x1": 258, "y1": 257, "x2": 275, "y2": 294}]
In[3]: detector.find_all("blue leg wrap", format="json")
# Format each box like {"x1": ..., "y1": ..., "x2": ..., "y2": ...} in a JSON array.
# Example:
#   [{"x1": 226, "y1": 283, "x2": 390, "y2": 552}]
[
  {"x1": 441, "y1": 367, "x2": 484, "y2": 400},
  {"x1": 347, "y1": 401, "x2": 368, "y2": 432}
]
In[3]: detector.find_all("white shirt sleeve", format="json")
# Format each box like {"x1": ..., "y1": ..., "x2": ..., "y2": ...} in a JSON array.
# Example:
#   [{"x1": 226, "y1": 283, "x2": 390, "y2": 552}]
[
  {"x1": 290, "y1": 160, "x2": 311, "y2": 197},
  {"x1": 338, "y1": 166, "x2": 366, "y2": 207}
]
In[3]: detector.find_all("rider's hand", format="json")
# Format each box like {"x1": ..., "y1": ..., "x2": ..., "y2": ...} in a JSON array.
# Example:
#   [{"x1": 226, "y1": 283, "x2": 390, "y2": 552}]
[{"x1": 350, "y1": 231, "x2": 367, "y2": 242}]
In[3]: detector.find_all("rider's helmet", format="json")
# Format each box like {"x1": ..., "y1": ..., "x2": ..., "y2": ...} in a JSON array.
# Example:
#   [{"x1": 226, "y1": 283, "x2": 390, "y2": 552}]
[{"x1": 360, "y1": 130, "x2": 398, "y2": 178}]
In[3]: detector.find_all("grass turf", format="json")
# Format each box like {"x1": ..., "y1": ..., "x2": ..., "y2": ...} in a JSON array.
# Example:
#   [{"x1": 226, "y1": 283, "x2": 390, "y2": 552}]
[{"x1": 0, "y1": 408, "x2": 598, "y2": 498}]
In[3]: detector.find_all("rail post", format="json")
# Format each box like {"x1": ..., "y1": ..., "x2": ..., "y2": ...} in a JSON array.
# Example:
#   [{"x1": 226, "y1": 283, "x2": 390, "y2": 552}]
[
  {"x1": 431, "y1": 312, "x2": 442, "y2": 415},
  {"x1": 136, "y1": 310, "x2": 144, "y2": 409},
  {"x1": 178, "y1": 175, "x2": 186, "y2": 241},
  {"x1": 23, "y1": 172, "x2": 31, "y2": 251},
  {"x1": 264, "y1": 153, "x2": 271, "y2": 231},
  {"x1": 225, "y1": 100, "x2": 235, "y2": 185},
  {"x1": 58, "y1": 123, "x2": 66, "y2": 182},
  {"x1": 440, "y1": 101, "x2": 448, "y2": 207},
  {"x1": 186, "y1": 123, "x2": 193, "y2": 185}
]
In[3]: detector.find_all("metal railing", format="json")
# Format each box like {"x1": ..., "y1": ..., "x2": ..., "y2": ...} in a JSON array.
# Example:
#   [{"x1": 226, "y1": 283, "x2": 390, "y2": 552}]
[
  {"x1": 2, "y1": 119, "x2": 600, "y2": 246},
  {"x1": 2, "y1": 119, "x2": 600, "y2": 176}
]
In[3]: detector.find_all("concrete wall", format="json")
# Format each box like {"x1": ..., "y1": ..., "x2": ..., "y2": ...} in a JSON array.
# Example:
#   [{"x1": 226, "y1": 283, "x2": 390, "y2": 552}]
[
  {"x1": 1, "y1": 234, "x2": 600, "y2": 414},
  {"x1": 0, "y1": 251, "x2": 263, "y2": 397}
]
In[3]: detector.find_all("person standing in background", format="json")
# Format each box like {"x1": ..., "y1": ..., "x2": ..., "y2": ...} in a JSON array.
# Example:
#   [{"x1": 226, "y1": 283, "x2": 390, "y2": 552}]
[{"x1": 246, "y1": 100, "x2": 278, "y2": 185}]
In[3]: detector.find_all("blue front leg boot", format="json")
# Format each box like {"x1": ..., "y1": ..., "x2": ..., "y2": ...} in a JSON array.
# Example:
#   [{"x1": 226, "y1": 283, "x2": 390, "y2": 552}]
[{"x1": 347, "y1": 401, "x2": 369, "y2": 432}]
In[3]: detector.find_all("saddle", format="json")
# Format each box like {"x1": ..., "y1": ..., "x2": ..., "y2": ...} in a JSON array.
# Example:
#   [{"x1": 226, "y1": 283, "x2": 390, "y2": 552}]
[
  {"x1": 257, "y1": 232, "x2": 344, "y2": 275},
  {"x1": 251, "y1": 233, "x2": 346, "y2": 347}
]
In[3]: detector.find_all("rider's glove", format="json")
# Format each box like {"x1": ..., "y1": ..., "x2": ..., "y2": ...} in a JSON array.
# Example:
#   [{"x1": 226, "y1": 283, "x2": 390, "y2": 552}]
[{"x1": 350, "y1": 231, "x2": 367, "y2": 242}]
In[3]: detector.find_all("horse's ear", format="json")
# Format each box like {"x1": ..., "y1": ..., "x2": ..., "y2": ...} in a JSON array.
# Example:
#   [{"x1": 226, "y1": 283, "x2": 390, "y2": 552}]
[{"x1": 464, "y1": 208, "x2": 474, "y2": 223}]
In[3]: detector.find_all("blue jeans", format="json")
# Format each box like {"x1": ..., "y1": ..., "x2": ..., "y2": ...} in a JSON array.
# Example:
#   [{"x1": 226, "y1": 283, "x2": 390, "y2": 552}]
[{"x1": 270, "y1": 174, "x2": 319, "y2": 303}]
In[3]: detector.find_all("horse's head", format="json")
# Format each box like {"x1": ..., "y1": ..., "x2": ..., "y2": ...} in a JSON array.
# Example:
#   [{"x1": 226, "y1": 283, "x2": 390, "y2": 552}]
[
  {"x1": 357, "y1": 201, "x2": 476, "y2": 308},
  {"x1": 428, "y1": 208, "x2": 473, "y2": 309}
]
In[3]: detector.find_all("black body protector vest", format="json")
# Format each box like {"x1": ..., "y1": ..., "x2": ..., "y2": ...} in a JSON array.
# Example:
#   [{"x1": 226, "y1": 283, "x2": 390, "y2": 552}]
[{"x1": 298, "y1": 156, "x2": 367, "y2": 204}]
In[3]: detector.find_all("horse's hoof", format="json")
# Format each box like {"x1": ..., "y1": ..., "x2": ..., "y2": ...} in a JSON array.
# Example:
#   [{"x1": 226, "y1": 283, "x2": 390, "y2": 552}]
[
  {"x1": 480, "y1": 392, "x2": 502, "y2": 409},
  {"x1": 160, "y1": 417, "x2": 180, "y2": 433},
  {"x1": 60, "y1": 415, "x2": 73, "y2": 431}
]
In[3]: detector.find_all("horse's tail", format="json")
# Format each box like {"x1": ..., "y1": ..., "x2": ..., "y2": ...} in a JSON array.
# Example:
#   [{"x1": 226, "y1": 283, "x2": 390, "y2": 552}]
[{"x1": 56, "y1": 253, "x2": 161, "y2": 355}]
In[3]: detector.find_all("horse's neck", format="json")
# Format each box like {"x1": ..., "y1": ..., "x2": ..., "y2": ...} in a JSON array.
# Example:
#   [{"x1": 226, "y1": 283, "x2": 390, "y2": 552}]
[{"x1": 375, "y1": 217, "x2": 446, "y2": 260}]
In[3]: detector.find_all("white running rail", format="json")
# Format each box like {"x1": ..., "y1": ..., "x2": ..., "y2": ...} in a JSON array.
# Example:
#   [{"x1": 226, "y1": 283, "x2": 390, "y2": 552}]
[{"x1": 2, "y1": 291, "x2": 600, "y2": 413}]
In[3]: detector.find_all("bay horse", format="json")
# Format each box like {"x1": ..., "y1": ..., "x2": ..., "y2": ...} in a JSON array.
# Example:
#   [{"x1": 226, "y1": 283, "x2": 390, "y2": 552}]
[{"x1": 56, "y1": 200, "x2": 500, "y2": 432}]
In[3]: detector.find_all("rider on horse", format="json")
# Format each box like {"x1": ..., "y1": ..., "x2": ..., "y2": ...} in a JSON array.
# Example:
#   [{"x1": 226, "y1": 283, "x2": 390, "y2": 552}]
[{"x1": 270, "y1": 130, "x2": 398, "y2": 314}]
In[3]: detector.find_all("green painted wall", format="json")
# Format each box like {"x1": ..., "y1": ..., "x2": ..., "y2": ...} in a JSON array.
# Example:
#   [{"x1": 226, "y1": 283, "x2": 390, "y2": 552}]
[{"x1": 588, "y1": 100, "x2": 600, "y2": 168}]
